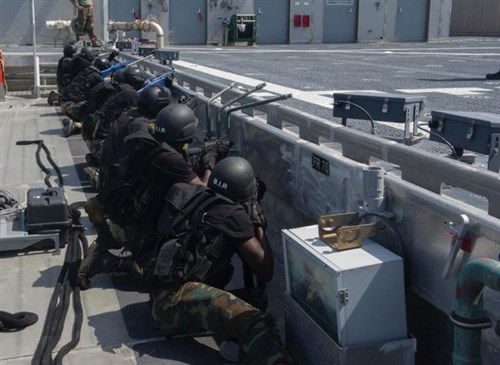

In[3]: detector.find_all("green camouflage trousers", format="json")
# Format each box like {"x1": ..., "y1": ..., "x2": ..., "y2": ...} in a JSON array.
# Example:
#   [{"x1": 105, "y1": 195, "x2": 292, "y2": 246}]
[
  {"x1": 151, "y1": 281, "x2": 291, "y2": 365},
  {"x1": 60, "y1": 100, "x2": 86, "y2": 123},
  {"x1": 75, "y1": 6, "x2": 96, "y2": 41},
  {"x1": 85, "y1": 138, "x2": 104, "y2": 160}
]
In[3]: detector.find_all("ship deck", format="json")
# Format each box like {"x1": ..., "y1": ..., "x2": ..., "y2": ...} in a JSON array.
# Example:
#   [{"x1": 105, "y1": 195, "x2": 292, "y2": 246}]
[
  {"x1": 0, "y1": 94, "x2": 255, "y2": 364},
  {"x1": 1, "y1": 38, "x2": 500, "y2": 365}
]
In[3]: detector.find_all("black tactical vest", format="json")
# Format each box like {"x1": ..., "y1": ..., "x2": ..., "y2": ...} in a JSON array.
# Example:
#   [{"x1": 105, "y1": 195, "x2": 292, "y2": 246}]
[{"x1": 153, "y1": 183, "x2": 235, "y2": 289}]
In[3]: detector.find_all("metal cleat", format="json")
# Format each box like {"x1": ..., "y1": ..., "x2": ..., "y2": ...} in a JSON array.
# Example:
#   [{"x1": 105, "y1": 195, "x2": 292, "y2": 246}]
[{"x1": 318, "y1": 212, "x2": 380, "y2": 251}]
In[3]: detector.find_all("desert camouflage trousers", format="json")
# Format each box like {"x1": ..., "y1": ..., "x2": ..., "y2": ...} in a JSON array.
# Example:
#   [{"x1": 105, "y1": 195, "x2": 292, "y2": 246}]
[
  {"x1": 151, "y1": 281, "x2": 291, "y2": 365},
  {"x1": 75, "y1": 6, "x2": 96, "y2": 41}
]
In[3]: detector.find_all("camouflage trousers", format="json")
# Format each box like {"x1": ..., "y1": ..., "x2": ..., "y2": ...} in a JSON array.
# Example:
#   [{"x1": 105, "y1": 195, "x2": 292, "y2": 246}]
[
  {"x1": 75, "y1": 6, "x2": 96, "y2": 41},
  {"x1": 60, "y1": 100, "x2": 86, "y2": 124},
  {"x1": 151, "y1": 281, "x2": 291, "y2": 365},
  {"x1": 85, "y1": 138, "x2": 104, "y2": 161}
]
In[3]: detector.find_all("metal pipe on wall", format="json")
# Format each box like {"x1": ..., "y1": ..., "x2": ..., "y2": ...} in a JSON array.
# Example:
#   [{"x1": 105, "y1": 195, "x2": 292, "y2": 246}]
[
  {"x1": 451, "y1": 258, "x2": 500, "y2": 365},
  {"x1": 107, "y1": 19, "x2": 164, "y2": 47}
]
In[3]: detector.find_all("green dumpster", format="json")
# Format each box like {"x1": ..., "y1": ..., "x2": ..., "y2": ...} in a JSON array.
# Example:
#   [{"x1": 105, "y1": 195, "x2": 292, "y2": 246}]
[{"x1": 228, "y1": 14, "x2": 256, "y2": 45}]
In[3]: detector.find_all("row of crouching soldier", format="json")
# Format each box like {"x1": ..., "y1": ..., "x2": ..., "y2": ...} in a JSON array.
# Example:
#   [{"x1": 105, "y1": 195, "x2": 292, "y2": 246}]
[{"x1": 51, "y1": 44, "x2": 294, "y2": 364}]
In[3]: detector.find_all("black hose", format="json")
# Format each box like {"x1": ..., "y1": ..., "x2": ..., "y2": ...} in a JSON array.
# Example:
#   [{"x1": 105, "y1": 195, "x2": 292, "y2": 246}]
[
  {"x1": 417, "y1": 124, "x2": 458, "y2": 158},
  {"x1": 334, "y1": 100, "x2": 376, "y2": 134},
  {"x1": 16, "y1": 140, "x2": 65, "y2": 187}
]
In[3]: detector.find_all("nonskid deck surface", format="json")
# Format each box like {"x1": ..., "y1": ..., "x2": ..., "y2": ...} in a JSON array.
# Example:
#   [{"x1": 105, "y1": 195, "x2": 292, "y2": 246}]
[{"x1": 0, "y1": 96, "x2": 255, "y2": 365}]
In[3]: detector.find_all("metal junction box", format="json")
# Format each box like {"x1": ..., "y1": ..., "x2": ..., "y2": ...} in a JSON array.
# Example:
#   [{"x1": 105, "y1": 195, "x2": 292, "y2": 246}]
[
  {"x1": 282, "y1": 225, "x2": 408, "y2": 348},
  {"x1": 333, "y1": 92, "x2": 425, "y2": 124},
  {"x1": 333, "y1": 92, "x2": 426, "y2": 144},
  {"x1": 115, "y1": 41, "x2": 140, "y2": 53},
  {"x1": 429, "y1": 110, "x2": 500, "y2": 172},
  {"x1": 154, "y1": 48, "x2": 180, "y2": 66},
  {"x1": 138, "y1": 46, "x2": 157, "y2": 57}
]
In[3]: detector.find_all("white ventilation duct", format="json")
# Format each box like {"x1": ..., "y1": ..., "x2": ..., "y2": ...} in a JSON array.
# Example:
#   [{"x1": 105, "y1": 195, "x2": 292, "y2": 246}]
[{"x1": 107, "y1": 19, "x2": 164, "y2": 48}]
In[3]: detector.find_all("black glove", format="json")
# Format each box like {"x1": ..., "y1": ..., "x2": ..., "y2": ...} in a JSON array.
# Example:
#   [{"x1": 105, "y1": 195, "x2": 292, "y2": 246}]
[
  {"x1": 196, "y1": 140, "x2": 232, "y2": 175},
  {"x1": 256, "y1": 177, "x2": 266, "y2": 201},
  {"x1": 108, "y1": 50, "x2": 119, "y2": 62},
  {"x1": 244, "y1": 195, "x2": 267, "y2": 231}
]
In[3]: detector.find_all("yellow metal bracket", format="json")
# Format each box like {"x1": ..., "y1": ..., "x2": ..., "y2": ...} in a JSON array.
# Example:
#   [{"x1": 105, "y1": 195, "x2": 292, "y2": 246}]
[{"x1": 318, "y1": 213, "x2": 379, "y2": 251}]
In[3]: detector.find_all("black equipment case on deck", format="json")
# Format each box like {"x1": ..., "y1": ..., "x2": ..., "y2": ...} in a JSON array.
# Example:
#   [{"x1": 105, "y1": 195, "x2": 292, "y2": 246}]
[{"x1": 25, "y1": 187, "x2": 71, "y2": 234}]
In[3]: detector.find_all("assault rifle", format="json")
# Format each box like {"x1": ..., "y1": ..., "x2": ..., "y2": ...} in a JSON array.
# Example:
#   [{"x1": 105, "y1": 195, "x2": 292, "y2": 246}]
[
  {"x1": 138, "y1": 68, "x2": 176, "y2": 93},
  {"x1": 179, "y1": 94, "x2": 199, "y2": 110},
  {"x1": 186, "y1": 137, "x2": 233, "y2": 177},
  {"x1": 100, "y1": 54, "x2": 154, "y2": 78},
  {"x1": 100, "y1": 60, "x2": 131, "y2": 78}
]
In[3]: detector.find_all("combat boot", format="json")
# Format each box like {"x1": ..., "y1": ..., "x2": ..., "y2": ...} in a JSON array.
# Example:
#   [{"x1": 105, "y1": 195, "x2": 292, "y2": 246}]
[
  {"x1": 85, "y1": 153, "x2": 100, "y2": 167},
  {"x1": 47, "y1": 91, "x2": 60, "y2": 106},
  {"x1": 78, "y1": 241, "x2": 133, "y2": 289},
  {"x1": 83, "y1": 166, "x2": 100, "y2": 192},
  {"x1": 486, "y1": 71, "x2": 500, "y2": 80},
  {"x1": 218, "y1": 338, "x2": 240, "y2": 362},
  {"x1": 62, "y1": 118, "x2": 74, "y2": 137}
]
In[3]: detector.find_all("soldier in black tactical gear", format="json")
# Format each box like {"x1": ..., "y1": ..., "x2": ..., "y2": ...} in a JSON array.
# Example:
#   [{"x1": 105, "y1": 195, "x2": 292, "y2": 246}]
[
  {"x1": 66, "y1": 46, "x2": 97, "y2": 81},
  {"x1": 147, "y1": 157, "x2": 293, "y2": 365},
  {"x1": 59, "y1": 55, "x2": 110, "y2": 137},
  {"x1": 82, "y1": 85, "x2": 173, "y2": 229},
  {"x1": 97, "y1": 85, "x2": 172, "y2": 179},
  {"x1": 81, "y1": 66, "x2": 151, "y2": 168},
  {"x1": 47, "y1": 44, "x2": 77, "y2": 106},
  {"x1": 78, "y1": 102, "x2": 229, "y2": 289}
]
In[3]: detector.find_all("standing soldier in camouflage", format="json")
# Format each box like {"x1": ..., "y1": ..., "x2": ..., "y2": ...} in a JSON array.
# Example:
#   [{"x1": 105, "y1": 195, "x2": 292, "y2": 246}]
[{"x1": 69, "y1": 0, "x2": 100, "y2": 47}]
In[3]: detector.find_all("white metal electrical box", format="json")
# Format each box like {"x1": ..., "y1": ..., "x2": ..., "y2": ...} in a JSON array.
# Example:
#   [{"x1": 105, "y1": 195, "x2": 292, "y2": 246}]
[{"x1": 282, "y1": 224, "x2": 407, "y2": 347}]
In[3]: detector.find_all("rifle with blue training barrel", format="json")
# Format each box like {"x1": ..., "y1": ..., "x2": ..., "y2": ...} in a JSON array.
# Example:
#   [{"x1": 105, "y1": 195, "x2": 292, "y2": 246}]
[
  {"x1": 100, "y1": 54, "x2": 154, "y2": 78},
  {"x1": 100, "y1": 60, "x2": 131, "y2": 78},
  {"x1": 137, "y1": 68, "x2": 176, "y2": 93}
]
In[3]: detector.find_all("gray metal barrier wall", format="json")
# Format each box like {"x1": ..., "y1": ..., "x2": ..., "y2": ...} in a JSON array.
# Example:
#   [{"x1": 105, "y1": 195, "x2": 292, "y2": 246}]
[{"x1": 127, "y1": 54, "x2": 500, "y2": 353}]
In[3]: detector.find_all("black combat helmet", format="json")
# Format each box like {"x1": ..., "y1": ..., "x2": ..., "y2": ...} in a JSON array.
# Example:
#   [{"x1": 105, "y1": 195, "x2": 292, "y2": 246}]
[
  {"x1": 63, "y1": 44, "x2": 77, "y2": 58},
  {"x1": 92, "y1": 57, "x2": 111, "y2": 71},
  {"x1": 80, "y1": 46, "x2": 97, "y2": 61},
  {"x1": 154, "y1": 104, "x2": 198, "y2": 144},
  {"x1": 138, "y1": 85, "x2": 172, "y2": 115},
  {"x1": 208, "y1": 157, "x2": 257, "y2": 203},
  {"x1": 111, "y1": 68, "x2": 126, "y2": 86},
  {"x1": 123, "y1": 66, "x2": 151, "y2": 90}
]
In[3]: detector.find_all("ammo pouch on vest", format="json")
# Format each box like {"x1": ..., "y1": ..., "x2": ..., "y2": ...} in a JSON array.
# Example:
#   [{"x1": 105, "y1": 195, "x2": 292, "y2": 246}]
[{"x1": 98, "y1": 167, "x2": 137, "y2": 226}]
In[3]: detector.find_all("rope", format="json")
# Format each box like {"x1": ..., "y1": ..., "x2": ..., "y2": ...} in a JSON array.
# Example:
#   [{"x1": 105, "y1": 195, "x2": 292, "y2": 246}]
[
  {"x1": 16, "y1": 140, "x2": 65, "y2": 187},
  {"x1": 0, "y1": 311, "x2": 38, "y2": 331},
  {"x1": 31, "y1": 203, "x2": 88, "y2": 365}
]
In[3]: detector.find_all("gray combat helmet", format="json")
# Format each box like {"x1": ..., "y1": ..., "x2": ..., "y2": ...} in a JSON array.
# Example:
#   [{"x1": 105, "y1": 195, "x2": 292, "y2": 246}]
[
  {"x1": 138, "y1": 85, "x2": 172, "y2": 115},
  {"x1": 154, "y1": 103, "x2": 198, "y2": 143},
  {"x1": 208, "y1": 157, "x2": 257, "y2": 203}
]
